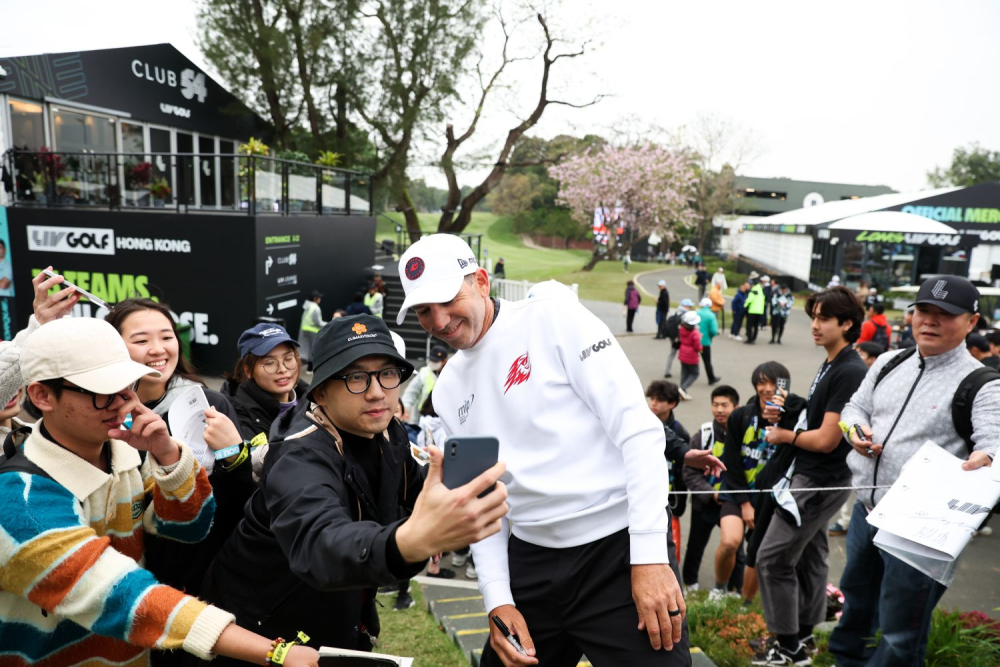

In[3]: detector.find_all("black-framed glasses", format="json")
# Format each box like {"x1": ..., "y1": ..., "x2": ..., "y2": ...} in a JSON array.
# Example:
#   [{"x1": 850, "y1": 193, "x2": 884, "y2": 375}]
[
  {"x1": 60, "y1": 380, "x2": 140, "y2": 410},
  {"x1": 259, "y1": 353, "x2": 299, "y2": 374},
  {"x1": 333, "y1": 368, "x2": 404, "y2": 394}
]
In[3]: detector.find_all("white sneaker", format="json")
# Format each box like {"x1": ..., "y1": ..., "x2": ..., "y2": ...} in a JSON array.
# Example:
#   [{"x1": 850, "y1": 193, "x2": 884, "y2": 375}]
[
  {"x1": 733, "y1": 335, "x2": 743, "y2": 341},
  {"x1": 451, "y1": 552, "x2": 469, "y2": 568},
  {"x1": 976, "y1": 526, "x2": 993, "y2": 536},
  {"x1": 465, "y1": 563, "x2": 478, "y2": 579},
  {"x1": 708, "y1": 587, "x2": 727, "y2": 602},
  {"x1": 684, "y1": 583, "x2": 700, "y2": 594},
  {"x1": 678, "y1": 388, "x2": 692, "y2": 401}
]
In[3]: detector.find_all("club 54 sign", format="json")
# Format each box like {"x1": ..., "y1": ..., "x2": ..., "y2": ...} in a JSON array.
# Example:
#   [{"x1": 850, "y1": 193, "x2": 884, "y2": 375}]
[{"x1": 130, "y1": 60, "x2": 208, "y2": 103}]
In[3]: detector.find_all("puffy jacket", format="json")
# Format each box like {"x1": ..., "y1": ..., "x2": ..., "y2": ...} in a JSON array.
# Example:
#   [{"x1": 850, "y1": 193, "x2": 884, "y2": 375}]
[
  {"x1": 746, "y1": 284, "x2": 766, "y2": 315},
  {"x1": 859, "y1": 313, "x2": 891, "y2": 344},
  {"x1": 200, "y1": 406, "x2": 426, "y2": 650},
  {"x1": 697, "y1": 306, "x2": 719, "y2": 347},
  {"x1": 732, "y1": 289, "x2": 748, "y2": 315},
  {"x1": 678, "y1": 325, "x2": 702, "y2": 364},
  {"x1": 221, "y1": 377, "x2": 311, "y2": 443},
  {"x1": 709, "y1": 284, "x2": 725, "y2": 313},
  {"x1": 625, "y1": 286, "x2": 641, "y2": 310}
]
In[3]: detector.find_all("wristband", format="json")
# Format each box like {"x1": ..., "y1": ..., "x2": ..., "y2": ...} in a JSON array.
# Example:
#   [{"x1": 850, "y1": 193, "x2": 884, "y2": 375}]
[
  {"x1": 250, "y1": 432, "x2": 268, "y2": 448},
  {"x1": 222, "y1": 442, "x2": 251, "y2": 470},
  {"x1": 214, "y1": 444, "x2": 242, "y2": 460},
  {"x1": 268, "y1": 631, "x2": 310, "y2": 665}
]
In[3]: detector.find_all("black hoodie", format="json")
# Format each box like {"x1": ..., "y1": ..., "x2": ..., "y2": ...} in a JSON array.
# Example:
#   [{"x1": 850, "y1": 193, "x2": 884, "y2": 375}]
[{"x1": 221, "y1": 377, "x2": 311, "y2": 443}]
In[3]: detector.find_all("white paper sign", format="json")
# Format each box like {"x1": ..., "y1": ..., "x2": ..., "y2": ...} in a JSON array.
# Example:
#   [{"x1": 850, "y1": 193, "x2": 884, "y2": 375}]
[
  {"x1": 319, "y1": 646, "x2": 413, "y2": 666},
  {"x1": 167, "y1": 385, "x2": 215, "y2": 475},
  {"x1": 868, "y1": 441, "x2": 1000, "y2": 563}
]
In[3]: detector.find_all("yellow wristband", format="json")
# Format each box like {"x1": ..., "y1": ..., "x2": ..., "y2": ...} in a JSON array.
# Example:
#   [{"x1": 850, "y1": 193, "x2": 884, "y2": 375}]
[{"x1": 222, "y1": 443, "x2": 250, "y2": 471}]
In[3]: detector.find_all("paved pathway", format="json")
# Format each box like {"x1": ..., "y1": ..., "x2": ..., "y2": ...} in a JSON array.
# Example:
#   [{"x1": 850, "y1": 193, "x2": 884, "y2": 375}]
[{"x1": 589, "y1": 266, "x2": 998, "y2": 618}]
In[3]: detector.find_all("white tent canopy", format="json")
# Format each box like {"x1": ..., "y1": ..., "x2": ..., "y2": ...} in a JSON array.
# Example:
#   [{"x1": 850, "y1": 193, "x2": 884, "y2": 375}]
[
  {"x1": 753, "y1": 186, "x2": 962, "y2": 228},
  {"x1": 826, "y1": 211, "x2": 958, "y2": 234}
]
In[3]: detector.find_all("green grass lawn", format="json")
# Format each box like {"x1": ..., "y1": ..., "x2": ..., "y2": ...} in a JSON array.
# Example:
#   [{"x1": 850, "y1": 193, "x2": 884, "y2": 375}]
[
  {"x1": 379, "y1": 211, "x2": 668, "y2": 303},
  {"x1": 375, "y1": 583, "x2": 470, "y2": 666}
]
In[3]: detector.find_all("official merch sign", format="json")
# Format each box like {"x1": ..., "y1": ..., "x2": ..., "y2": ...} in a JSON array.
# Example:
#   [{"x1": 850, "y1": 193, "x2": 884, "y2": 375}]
[
  {"x1": 0, "y1": 44, "x2": 268, "y2": 138},
  {"x1": 6, "y1": 209, "x2": 375, "y2": 373}
]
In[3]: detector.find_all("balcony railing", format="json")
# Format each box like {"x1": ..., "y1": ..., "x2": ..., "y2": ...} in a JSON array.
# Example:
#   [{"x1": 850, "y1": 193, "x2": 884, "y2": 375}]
[{"x1": 1, "y1": 149, "x2": 374, "y2": 216}]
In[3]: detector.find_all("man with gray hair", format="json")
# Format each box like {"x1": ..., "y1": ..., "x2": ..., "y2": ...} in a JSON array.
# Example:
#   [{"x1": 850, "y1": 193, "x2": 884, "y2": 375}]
[{"x1": 830, "y1": 275, "x2": 999, "y2": 667}]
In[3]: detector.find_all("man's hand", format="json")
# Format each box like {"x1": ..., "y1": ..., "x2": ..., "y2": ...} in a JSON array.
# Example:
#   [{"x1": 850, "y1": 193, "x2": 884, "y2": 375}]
[
  {"x1": 32, "y1": 268, "x2": 80, "y2": 325},
  {"x1": 850, "y1": 424, "x2": 882, "y2": 458},
  {"x1": 963, "y1": 451, "x2": 994, "y2": 471},
  {"x1": 683, "y1": 448, "x2": 725, "y2": 477},
  {"x1": 741, "y1": 501, "x2": 755, "y2": 530},
  {"x1": 108, "y1": 393, "x2": 180, "y2": 466},
  {"x1": 488, "y1": 605, "x2": 538, "y2": 666},
  {"x1": 632, "y1": 563, "x2": 685, "y2": 651},
  {"x1": 764, "y1": 426, "x2": 795, "y2": 445},
  {"x1": 203, "y1": 407, "x2": 243, "y2": 452},
  {"x1": 761, "y1": 388, "x2": 786, "y2": 423},
  {"x1": 395, "y1": 446, "x2": 508, "y2": 563}
]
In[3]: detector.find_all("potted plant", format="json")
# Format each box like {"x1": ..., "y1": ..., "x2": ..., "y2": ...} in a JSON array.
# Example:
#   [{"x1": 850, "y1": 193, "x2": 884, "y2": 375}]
[
  {"x1": 149, "y1": 178, "x2": 171, "y2": 207},
  {"x1": 126, "y1": 162, "x2": 154, "y2": 206}
]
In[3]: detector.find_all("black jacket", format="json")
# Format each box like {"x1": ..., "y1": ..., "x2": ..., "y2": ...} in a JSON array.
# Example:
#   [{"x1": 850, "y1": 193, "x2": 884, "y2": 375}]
[
  {"x1": 144, "y1": 388, "x2": 255, "y2": 598},
  {"x1": 720, "y1": 393, "x2": 806, "y2": 505},
  {"x1": 656, "y1": 289, "x2": 670, "y2": 315},
  {"x1": 663, "y1": 423, "x2": 690, "y2": 517},
  {"x1": 201, "y1": 405, "x2": 426, "y2": 650},
  {"x1": 220, "y1": 377, "x2": 311, "y2": 442}
]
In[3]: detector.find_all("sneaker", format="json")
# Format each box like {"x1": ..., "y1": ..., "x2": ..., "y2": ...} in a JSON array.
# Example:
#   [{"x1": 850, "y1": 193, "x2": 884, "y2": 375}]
[
  {"x1": 976, "y1": 526, "x2": 993, "y2": 536},
  {"x1": 750, "y1": 636, "x2": 777, "y2": 661},
  {"x1": 708, "y1": 587, "x2": 727, "y2": 603},
  {"x1": 709, "y1": 376, "x2": 722, "y2": 385},
  {"x1": 678, "y1": 388, "x2": 693, "y2": 401},
  {"x1": 800, "y1": 635, "x2": 818, "y2": 656},
  {"x1": 451, "y1": 552, "x2": 469, "y2": 568},
  {"x1": 427, "y1": 568, "x2": 456, "y2": 579},
  {"x1": 684, "y1": 583, "x2": 700, "y2": 594},
  {"x1": 377, "y1": 585, "x2": 398, "y2": 595},
  {"x1": 828, "y1": 523, "x2": 847, "y2": 537},
  {"x1": 665, "y1": 373, "x2": 674, "y2": 378},
  {"x1": 751, "y1": 643, "x2": 811, "y2": 665},
  {"x1": 393, "y1": 592, "x2": 415, "y2": 611},
  {"x1": 465, "y1": 563, "x2": 478, "y2": 579}
]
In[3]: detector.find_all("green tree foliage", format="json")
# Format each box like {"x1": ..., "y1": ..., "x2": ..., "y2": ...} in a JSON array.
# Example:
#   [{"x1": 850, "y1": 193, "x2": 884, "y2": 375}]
[{"x1": 928, "y1": 143, "x2": 1000, "y2": 187}]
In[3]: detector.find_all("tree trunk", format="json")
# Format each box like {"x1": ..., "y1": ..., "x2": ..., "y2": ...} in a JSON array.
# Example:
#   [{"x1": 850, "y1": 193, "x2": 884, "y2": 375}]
[
  {"x1": 582, "y1": 247, "x2": 601, "y2": 271},
  {"x1": 285, "y1": 0, "x2": 325, "y2": 150}
]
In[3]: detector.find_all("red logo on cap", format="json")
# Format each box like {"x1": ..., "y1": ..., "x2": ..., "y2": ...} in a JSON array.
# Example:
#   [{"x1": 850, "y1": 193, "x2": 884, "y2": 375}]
[{"x1": 405, "y1": 257, "x2": 425, "y2": 280}]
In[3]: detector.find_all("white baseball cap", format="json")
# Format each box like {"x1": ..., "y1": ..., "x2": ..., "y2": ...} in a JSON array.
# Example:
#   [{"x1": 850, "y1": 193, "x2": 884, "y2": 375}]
[
  {"x1": 397, "y1": 234, "x2": 480, "y2": 325},
  {"x1": 682, "y1": 311, "x2": 701, "y2": 326},
  {"x1": 700, "y1": 297, "x2": 712, "y2": 307},
  {"x1": 657, "y1": 280, "x2": 666, "y2": 287},
  {"x1": 21, "y1": 318, "x2": 160, "y2": 393}
]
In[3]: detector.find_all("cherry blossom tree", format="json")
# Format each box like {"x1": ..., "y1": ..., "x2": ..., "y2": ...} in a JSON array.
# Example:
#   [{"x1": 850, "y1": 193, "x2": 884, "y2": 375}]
[{"x1": 550, "y1": 144, "x2": 698, "y2": 269}]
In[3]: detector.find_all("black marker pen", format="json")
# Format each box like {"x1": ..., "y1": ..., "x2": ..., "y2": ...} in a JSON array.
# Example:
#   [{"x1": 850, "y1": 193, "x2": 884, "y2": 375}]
[{"x1": 491, "y1": 614, "x2": 528, "y2": 655}]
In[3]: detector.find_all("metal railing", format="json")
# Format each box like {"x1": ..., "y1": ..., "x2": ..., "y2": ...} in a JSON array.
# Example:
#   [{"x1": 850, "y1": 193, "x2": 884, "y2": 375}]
[
  {"x1": 2, "y1": 149, "x2": 373, "y2": 216},
  {"x1": 492, "y1": 278, "x2": 579, "y2": 301}
]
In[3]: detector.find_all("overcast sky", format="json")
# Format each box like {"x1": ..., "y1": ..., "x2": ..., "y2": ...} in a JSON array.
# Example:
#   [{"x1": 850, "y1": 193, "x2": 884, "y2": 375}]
[{"x1": 3, "y1": 0, "x2": 998, "y2": 193}]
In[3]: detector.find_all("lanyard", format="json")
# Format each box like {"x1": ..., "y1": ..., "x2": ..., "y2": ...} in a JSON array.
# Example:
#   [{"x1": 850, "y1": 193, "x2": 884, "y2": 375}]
[{"x1": 807, "y1": 360, "x2": 831, "y2": 402}]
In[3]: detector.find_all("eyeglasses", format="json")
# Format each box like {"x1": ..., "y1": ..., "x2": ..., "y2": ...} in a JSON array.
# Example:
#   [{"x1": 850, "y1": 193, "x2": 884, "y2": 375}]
[
  {"x1": 333, "y1": 368, "x2": 404, "y2": 394},
  {"x1": 60, "y1": 380, "x2": 140, "y2": 410},
  {"x1": 260, "y1": 353, "x2": 299, "y2": 374}
]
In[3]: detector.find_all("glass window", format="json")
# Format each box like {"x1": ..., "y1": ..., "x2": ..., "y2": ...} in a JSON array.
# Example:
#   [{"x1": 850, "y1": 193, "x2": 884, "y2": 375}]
[
  {"x1": 52, "y1": 108, "x2": 116, "y2": 153},
  {"x1": 198, "y1": 135, "x2": 216, "y2": 206},
  {"x1": 121, "y1": 122, "x2": 145, "y2": 154},
  {"x1": 220, "y1": 139, "x2": 236, "y2": 208},
  {"x1": 149, "y1": 127, "x2": 173, "y2": 205},
  {"x1": 176, "y1": 132, "x2": 194, "y2": 205},
  {"x1": 121, "y1": 123, "x2": 150, "y2": 208},
  {"x1": 8, "y1": 99, "x2": 45, "y2": 150}
]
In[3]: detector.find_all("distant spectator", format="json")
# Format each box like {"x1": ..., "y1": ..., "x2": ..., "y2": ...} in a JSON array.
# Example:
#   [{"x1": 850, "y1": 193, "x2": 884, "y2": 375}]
[
  {"x1": 493, "y1": 257, "x2": 506, "y2": 279},
  {"x1": 624, "y1": 280, "x2": 641, "y2": 333},
  {"x1": 622, "y1": 251, "x2": 632, "y2": 273},
  {"x1": 654, "y1": 280, "x2": 671, "y2": 337},
  {"x1": 827, "y1": 275, "x2": 841, "y2": 289},
  {"x1": 858, "y1": 297, "x2": 891, "y2": 349},
  {"x1": 711, "y1": 266, "x2": 728, "y2": 291},
  {"x1": 967, "y1": 333, "x2": 999, "y2": 368},
  {"x1": 345, "y1": 291, "x2": 372, "y2": 316},
  {"x1": 299, "y1": 289, "x2": 326, "y2": 369},
  {"x1": 695, "y1": 264, "x2": 710, "y2": 300},
  {"x1": 856, "y1": 341, "x2": 885, "y2": 368},
  {"x1": 364, "y1": 282, "x2": 385, "y2": 318}
]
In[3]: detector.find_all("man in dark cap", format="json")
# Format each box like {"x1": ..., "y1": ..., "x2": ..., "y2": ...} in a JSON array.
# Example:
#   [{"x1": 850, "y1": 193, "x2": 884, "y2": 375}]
[
  {"x1": 831, "y1": 276, "x2": 999, "y2": 667},
  {"x1": 201, "y1": 315, "x2": 509, "y2": 657}
]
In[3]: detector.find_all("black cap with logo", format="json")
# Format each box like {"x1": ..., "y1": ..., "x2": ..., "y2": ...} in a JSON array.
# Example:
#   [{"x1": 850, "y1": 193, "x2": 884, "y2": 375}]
[
  {"x1": 910, "y1": 275, "x2": 980, "y2": 316},
  {"x1": 307, "y1": 315, "x2": 414, "y2": 399}
]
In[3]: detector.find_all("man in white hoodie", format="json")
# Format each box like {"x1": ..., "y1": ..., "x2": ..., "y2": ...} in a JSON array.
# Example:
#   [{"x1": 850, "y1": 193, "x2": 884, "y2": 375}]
[{"x1": 397, "y1": 234, "x2": 692, "y2": 666}]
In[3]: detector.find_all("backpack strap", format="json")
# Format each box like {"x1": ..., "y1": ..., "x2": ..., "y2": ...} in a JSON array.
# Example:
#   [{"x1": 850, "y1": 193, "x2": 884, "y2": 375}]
[
  {"x1": 0, "y1": 426, "x2": 51, "y2": 480},
  {"x1": 874, "y1": 347, "x2": 917, "y2": 388},
  {"x1": 951, "y1": 366, "x2": 1000, "y2": 453}
]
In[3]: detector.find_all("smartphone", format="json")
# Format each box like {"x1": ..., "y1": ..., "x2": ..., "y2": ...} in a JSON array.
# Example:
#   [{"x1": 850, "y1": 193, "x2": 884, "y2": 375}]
[
  {"x1": 776, "y1": 377, "x2": 790, "y2": 395},
  {"x1": 442, "y1": 435, "x2": 500, "y2": 498},
  {"x1": 42, "y1": 269, "x2": 111, "y2": 311}
]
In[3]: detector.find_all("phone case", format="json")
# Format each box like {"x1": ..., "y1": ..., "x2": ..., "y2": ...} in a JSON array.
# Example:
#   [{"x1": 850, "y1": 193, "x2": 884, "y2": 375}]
[{"x1": 442, "y1": 436, "x2": 500, "y2": 498}]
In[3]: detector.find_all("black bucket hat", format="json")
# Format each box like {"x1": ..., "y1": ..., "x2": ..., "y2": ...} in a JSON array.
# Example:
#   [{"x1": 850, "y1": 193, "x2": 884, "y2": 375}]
[{"x1": 307, "y1": 315, "x2": 414, "y2": 399}]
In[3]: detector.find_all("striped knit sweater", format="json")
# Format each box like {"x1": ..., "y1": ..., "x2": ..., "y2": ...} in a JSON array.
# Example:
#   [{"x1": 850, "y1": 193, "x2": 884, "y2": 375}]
[{"x1": 0, "y1": 423, "x2": 235, "y2": 666}]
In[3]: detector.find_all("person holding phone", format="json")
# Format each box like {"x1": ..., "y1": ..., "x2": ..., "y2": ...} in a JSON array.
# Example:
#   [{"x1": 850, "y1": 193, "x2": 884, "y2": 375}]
[
  {"x1": 397, "y1": 235, "x2": 711, "y2": 666},
  {"x1": 199, "y1": 315, "x2": 508, "y2": 659},
  {"x1": 756, "y1": 286, "x2": 867, "y2": 665}
]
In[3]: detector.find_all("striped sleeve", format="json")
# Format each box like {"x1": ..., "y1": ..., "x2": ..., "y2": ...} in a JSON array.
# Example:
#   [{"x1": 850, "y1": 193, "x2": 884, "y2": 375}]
[
  {"x1": 0, "y1": 472, "x2": 234, "y2": 659},
  {"x1": 141, "y1": 440, "x2": 216, "y2": 544}
]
